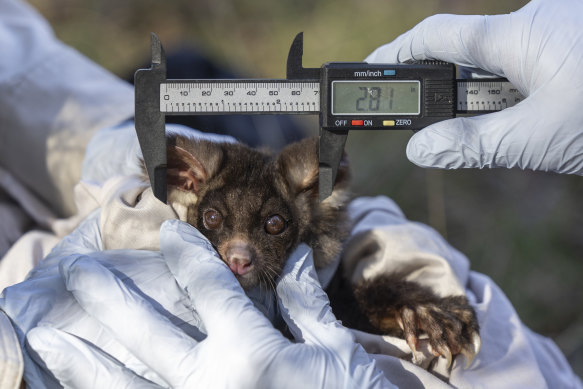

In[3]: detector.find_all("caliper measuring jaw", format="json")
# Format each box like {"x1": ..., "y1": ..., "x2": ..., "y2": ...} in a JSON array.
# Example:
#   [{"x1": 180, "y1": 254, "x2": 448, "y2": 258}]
[
  {"x1": 134, "y1": 32, "x2": 347, "y2": 203},
  {"x1": 135, "y1": 33, "x2": 168, "y2": 203},
  {"x1": 286, "y1": 33, "x2": 348, "y2": 201}
]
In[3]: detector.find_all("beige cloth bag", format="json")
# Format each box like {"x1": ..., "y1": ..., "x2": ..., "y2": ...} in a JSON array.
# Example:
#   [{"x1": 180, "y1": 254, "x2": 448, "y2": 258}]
[{"x1": 0, "y1": 311, "x2": 22, "y2": 389}]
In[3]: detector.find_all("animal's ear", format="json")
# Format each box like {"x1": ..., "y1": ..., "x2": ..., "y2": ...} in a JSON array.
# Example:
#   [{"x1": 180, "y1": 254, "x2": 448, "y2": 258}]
[
  {"x1": 276, "y1": 136, "x2": 349, "y2": 198},
  {"x1": 166, "y1": 136, "x2": 224, "y2": 193}
]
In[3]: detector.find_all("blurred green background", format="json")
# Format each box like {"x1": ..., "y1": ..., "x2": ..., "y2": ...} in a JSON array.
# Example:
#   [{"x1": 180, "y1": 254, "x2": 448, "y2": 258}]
[{"x1": 28, "y1": 0, "x2": 582, "y2": 374}]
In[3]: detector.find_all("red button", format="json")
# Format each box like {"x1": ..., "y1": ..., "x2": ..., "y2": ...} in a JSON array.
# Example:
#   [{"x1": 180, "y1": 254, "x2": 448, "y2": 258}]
[{"x1": 351, "y1": 120, "x2": 364, "y2": 126}]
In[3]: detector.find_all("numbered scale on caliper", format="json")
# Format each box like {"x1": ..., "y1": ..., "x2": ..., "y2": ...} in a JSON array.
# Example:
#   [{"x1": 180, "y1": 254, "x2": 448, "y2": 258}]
[
  {"x1": 160, "y1": 81, "x2": 320, "y2": 114},
  {"x1": 135, "y1": 32, "x2": 524, "y2": 203},
  {"x1": 457, "y1": 80, "x2": 524, "y2": 113}
]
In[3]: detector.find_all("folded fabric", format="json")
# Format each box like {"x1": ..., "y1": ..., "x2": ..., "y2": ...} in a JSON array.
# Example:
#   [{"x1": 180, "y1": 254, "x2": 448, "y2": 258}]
[{"x1": 0, "y1": 310, "x2": 22, "y2": 389}]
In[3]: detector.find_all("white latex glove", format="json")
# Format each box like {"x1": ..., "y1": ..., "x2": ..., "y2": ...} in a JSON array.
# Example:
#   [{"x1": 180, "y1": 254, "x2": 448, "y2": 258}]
[
  {"x1": 26, "y1": 220, "x2": 394, "y2": 389},
  {"x1": 365, "y1": 0, "x2": 583, "y2": 175}
]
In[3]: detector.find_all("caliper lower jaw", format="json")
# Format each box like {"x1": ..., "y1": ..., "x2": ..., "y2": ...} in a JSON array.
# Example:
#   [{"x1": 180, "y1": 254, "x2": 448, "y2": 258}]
[{"x1": 318, "y1": 129, "x2": 348, "y2": 201}]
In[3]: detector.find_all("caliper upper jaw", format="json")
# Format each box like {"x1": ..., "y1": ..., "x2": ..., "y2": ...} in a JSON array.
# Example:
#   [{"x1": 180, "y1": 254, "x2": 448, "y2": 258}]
[
  {"x1": 287, "y1": 33, "x2": 348, "y2": 201},
  {"x1": 134, "y1": 33, "x2": 168, "y2": 203},
  {"x1": 286, "y1": 32, "x2": 320, "y2": 80}
]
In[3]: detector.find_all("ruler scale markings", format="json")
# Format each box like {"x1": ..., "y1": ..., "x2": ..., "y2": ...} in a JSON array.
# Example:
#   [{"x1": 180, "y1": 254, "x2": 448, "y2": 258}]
[
  {"x1": 160, "y1": 80, "x2": 320, "y2": 114},
  {"x1": 161, "y1": 79, "x2": 518, "y2": 115},
  {"x1": 456, "y1": 79, "x2": 523, "y2": 114}
]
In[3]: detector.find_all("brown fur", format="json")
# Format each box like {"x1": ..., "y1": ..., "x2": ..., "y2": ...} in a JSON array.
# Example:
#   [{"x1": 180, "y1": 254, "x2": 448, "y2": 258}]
[{"x1": 164, "y1": 135, "x2": 350, "y2": 290}]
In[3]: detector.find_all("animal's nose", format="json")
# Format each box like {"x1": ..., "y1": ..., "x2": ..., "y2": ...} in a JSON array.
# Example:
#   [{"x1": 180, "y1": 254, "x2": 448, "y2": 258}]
[{"x1": 226, "y1": 243, "x2": 253, "y2": 275}]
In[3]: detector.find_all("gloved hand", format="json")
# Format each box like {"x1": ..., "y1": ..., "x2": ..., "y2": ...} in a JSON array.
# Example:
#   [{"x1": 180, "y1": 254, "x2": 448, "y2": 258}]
[
  {"x1": 25, "y1": 220, "x2": 394, "y2": 389},
  {"x1": 365, "y1": 0, "x2": 583, "y2": 175}
]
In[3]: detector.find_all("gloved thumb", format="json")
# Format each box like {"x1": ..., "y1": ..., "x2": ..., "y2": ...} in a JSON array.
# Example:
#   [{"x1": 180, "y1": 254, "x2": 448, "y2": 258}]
[
  {"x1": 276, "y1": 244, "x2": 337, "y2": 337},
  {"x1": 364, "y1": 13, "x2": 512, "y2": 78},
  {"x1": 277, "y1": 245, "x2": 356, "y2": 347},
  {"x1": 275, "y1": 245, "x2": 389, "y2": 387},
  {"x1": 406, "y1": 93, "x2": 583, "y2": 175}
]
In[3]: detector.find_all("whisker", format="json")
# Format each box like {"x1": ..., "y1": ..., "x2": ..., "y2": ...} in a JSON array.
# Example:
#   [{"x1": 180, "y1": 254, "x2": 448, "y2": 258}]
[
  {"x1": 261, "y1": 265, "x2": 279, "y2": 292},
  {"x1": 259, "y1": 268, "x2": 275, "y2": 294},
  {"x1": 261, "y1": 265, "x2": 277, "y2": 294}
]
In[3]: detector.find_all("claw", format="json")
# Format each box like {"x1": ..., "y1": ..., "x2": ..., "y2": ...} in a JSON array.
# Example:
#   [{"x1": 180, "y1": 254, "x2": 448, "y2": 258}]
[
  {"x1": 472, "y1": 332, "x2": 482, "y2": 355},
  {"x1": 406, "y1": 334, "x2": 419, "y2": 364},
  {"x1": 428, "y1": 343, "x2": 440, "y2": 357},
  {"x1": 434, "y1": 343, "x2": 453, "y2": 369},
  {"x1": 409, "y1": 340, "x2": 418, "y2": 355},
  {"x1": 461, "y1": 332, "x2": 481, "y2": 369},
  {"x1": 461, "y1": 347, "x2": 476, "y2": 369},
  {"x1": 397, "y1": 316, "x2": 404, "y2": 331},
  {"x1": 411, "y1": 349, "x2": 419, "y2": 364},
  {"x1": 443, "y1": 346, "x2": 453, "y2": 369}
]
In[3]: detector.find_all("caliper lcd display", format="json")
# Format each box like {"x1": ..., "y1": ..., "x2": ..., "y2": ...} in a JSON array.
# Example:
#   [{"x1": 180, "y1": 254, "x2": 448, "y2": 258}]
[{"x1": 331, "y1": 80, "x2": 420, "y2": 115}]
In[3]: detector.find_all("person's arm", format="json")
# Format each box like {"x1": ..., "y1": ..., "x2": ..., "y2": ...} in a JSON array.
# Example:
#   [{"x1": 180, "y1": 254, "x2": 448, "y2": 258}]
[
  {"x1": 0, "y1": 0, "x2": 134, "y2": 216},
  {"x1": 366, "y1": 0, "x2": 583, "y2": 175}
]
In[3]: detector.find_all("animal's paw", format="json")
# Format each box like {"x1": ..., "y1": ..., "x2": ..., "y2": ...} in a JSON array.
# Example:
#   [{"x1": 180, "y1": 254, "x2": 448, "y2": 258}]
[
  {"x1": 396, "y1": 295, "x2": 481, "y2": 368},
  {"x1": 353, "y1": 276, "x2": 481, "y2": 369}
]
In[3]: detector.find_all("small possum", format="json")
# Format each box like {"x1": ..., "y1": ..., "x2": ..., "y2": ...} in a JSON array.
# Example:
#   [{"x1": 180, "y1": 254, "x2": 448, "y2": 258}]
[{"x1": 161, "y1": 134, "x2": 480, "y2": 367}]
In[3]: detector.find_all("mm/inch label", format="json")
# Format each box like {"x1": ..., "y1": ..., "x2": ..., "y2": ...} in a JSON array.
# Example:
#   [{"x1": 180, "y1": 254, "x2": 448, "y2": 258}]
[
  {"x1": 457, "y1": 80, "x2": 524, "y2": 113},
  {"x1": 160, "y1": 81, "x2": 320, "y2": 114}
]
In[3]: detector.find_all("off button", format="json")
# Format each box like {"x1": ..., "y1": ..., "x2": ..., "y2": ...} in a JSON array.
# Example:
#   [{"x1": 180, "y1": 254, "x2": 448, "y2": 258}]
[{"x1": 351, "y1": 120, "x2": 364, "y2": 126}]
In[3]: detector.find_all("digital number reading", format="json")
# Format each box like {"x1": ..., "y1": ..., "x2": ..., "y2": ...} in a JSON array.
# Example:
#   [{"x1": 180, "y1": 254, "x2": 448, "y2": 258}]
[
  {"x1": 357, "y1": 86, "x2": 382, "y2": 111},
  {"x1": 331, "y1": 80, "x2": 420, "y2": 115}
]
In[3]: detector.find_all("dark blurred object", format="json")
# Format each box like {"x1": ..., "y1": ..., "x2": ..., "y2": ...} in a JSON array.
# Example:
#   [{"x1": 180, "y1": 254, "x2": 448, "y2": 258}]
[
  {"x1": 128, "y1": 46, "x2": 310, "y2": 150},
  {"x1": 0, "y1": 189, "x2": 34, "y2": 258}
]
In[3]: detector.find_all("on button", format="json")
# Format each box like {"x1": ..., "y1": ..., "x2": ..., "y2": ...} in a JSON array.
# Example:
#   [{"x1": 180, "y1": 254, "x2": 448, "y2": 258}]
[{"x1": 351, "y1": 120, "x2": 364, "y2": 126}]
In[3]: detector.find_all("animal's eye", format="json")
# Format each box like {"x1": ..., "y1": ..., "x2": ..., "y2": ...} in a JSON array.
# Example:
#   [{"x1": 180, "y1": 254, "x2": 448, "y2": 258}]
[
  {"x1": 265, "y1": 214, "x2": 286, "y2": 235},
  {"x1": 203, "y1": 209, "x2": 223, "y2": 230}
]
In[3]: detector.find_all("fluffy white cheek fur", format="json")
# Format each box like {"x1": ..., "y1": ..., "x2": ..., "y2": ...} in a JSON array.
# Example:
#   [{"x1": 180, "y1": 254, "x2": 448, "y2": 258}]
[{"x1": 167, "y1": 189, "x2": 199, "y2": 222}]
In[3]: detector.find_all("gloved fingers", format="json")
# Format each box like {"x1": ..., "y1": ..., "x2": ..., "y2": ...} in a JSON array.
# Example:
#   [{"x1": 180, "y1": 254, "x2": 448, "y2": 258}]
[
  {"x1": 59, "y1": 255, "x2": 204, "y2": 388},
  {"x1": 26, "y1": 327, "x2": 161, "y2": 389},
  {"x1": 364, "y1": 13, "x2": 513, "y2": 78},
  {"x1": 272, "y1": 249, "x2": 394, "y2": 389},
  {"x1": 159, "y1": 220, "x2": 285, "y2": 342},
  {"x1": 261, "y1": 342, "x2": 394, "y2": 389},
  {"x1": 276, "y1": 244, "x2": 357, "y2": 347},
  {"x1": 404, "y1": 95, "x2": 575, "y2": 173}
]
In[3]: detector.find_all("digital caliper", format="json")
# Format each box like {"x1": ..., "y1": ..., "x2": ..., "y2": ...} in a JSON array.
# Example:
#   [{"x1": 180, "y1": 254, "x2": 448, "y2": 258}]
[{"x1": 135, "y1": 33, "x2": 523, "y2": 202}]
